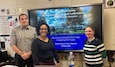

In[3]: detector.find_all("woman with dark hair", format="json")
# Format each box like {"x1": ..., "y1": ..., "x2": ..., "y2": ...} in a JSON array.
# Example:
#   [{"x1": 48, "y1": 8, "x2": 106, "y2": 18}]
[
  {"x1": 83, "y1": 26, "x2": 106, "y2": 67},
  {"x1": 31, "y1": 23, "x2": 60, "y2": 66}
]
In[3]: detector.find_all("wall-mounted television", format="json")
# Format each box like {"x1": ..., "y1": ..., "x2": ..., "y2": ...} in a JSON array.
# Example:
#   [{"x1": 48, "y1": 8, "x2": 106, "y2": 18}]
[{"x1": 28, "y1": 3, "x2": 103, "y2": 51}]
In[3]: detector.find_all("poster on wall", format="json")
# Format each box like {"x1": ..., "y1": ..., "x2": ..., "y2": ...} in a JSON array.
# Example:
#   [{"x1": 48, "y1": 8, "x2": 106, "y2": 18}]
[
  {"x1": 104, "y1": 0, "x2": 115, "y2": 8},
  {"x1": 0, "y1": 16, "x2": 19, "y2": 35}
]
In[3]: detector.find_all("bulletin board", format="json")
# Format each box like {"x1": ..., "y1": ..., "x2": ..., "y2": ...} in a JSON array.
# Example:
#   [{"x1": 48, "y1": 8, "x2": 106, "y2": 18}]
[{"x1": 0, "y1": 15, "x2": 19, "y2": 36}]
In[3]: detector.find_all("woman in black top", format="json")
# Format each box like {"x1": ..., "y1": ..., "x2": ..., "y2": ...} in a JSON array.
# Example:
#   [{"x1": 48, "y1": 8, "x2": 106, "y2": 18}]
[{"x1": 31, "y1": 22, "x2": 60, "y2": 66}]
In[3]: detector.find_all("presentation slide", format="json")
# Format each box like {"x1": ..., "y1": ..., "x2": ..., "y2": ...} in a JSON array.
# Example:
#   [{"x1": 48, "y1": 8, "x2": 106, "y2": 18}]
[{"x1": 28, "y1": 4, "x2": 103, "y2": 50}]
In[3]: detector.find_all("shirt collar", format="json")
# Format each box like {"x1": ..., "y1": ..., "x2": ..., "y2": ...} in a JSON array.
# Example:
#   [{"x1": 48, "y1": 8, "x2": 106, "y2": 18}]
[
  {"x1": 86, "y1": 38, "x2": 95, "y2": 44},
  {"x1": 20, "y1": 25, "x2": 30, "y2": 30}
]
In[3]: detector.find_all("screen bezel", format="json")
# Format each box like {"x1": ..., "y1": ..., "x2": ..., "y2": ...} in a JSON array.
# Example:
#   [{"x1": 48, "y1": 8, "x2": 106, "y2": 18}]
[{"x1": 28, "y1": 3, "x2": 104, "y2": 52}]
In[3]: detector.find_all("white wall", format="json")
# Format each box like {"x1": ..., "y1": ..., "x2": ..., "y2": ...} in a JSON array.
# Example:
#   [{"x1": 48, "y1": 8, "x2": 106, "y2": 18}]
[
  {"x1": 0, "y1": 0, "x2": 103, "y2": 14},
  {"x1": 104, "y1": 8, "x2": 115, "y2": 50}
]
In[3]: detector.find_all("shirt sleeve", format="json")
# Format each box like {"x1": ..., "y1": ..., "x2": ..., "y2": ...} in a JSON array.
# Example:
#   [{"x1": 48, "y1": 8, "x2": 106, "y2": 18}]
[
  {"x1": 97, "y1": 43, "x2": 105, "y2": 52},
  {"x1": 10, "y1": 29, "x2": 17, "y2": 46},
  {"x1": 51, "y1": 40, "x2": 59, "y2": 63},
  {"x1": 97, "y1": 43, "x2": 107, "y2": 58},
  {"x1": 101, "y1": 50, "x2": 107, "y2": 58},
  {"x1": 53, "y1": 49, "x2": 59, "y2": 63},
  {"x1": 31, "y1": 39, "x2": 39, "y2": 64}
]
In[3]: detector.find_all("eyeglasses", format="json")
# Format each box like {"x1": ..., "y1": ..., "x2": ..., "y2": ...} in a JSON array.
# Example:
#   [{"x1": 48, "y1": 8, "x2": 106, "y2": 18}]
[{"x1": 40, "y1": 28, "x2": 48, "y2": 30}]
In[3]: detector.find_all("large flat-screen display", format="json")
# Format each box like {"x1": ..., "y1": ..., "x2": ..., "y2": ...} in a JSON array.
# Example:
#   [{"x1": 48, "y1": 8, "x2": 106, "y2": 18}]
[{"x1": 28, "y1": 3, "x2": 103, "y2": 51}]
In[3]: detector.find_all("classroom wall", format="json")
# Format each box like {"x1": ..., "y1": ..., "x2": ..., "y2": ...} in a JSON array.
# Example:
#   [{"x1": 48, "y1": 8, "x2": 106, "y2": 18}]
[
  {"x1": 0, "y1": 0, "x2": 103, "y2": 15},
  {"x1": 0, "y1": 0, "x2": 115, "y2": 65}
]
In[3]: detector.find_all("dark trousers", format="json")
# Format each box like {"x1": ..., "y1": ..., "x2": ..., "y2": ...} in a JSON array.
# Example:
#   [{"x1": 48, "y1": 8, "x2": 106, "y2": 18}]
[
  {"x1": 86, "y1": 63, "x2": 103, "y2": 67},
  {"x1": 15, "y1": 54, "x2": 34, "y2": 67},
  {"x1": 38, "y1": 59, "x2": 55, "y2": 65}
]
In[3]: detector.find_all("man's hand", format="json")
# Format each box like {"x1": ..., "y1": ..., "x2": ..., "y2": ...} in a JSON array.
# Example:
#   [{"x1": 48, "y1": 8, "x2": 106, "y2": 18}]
[{"x1": 21, "y1": 52, "x2": 31, "y2": 60}]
